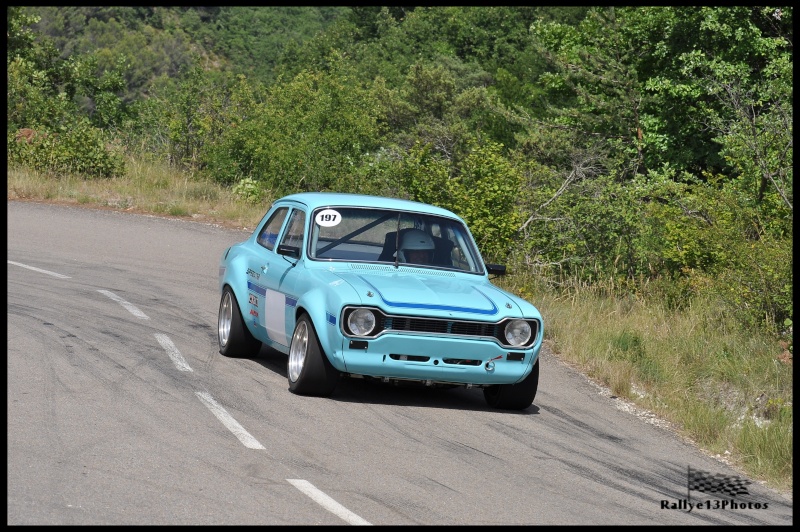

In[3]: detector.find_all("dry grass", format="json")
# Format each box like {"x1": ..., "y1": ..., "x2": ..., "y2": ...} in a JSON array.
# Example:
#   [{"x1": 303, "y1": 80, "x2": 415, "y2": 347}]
[
  {"x1": 7, "y1": 158, "x2": 268, "y2": 231},
  {"x1": 499, "y1": 272, "x2": 792, "y2": 494}
]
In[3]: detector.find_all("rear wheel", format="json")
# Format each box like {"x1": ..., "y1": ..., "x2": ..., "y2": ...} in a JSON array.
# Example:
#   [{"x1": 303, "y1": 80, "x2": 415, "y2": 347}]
[
  {"x1": 288, "y1": 314, "x2": 339, "y2": 396},
  {"x1": 218, "y1": 286, "x2": 261, "y2": 358},
  {"x1": 483, "y1": 359, "x2": 539, "y2": 410}
]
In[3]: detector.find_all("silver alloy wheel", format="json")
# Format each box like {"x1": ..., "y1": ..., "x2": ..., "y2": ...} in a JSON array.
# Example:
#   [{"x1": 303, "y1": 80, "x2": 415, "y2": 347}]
[
  {"x1": 288, "y1": 320, "x2": 309, "y2": 382},
  {"x1": 219, "y1": 291, "x2": 232, "y2": 347}
]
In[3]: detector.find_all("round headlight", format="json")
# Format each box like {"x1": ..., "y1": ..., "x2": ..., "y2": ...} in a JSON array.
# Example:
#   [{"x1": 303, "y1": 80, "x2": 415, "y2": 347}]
[
  {"x1": 504, "y1": 319, "x2": 532, "y2": 346},
  {"x1": 347, "y1": 308, "x2": 376, "y2": 336}
]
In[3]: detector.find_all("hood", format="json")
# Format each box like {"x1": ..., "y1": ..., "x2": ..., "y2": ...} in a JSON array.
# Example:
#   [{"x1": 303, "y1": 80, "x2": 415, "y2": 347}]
[{"x1": 333, "y1": 269, "x2": 520, "y2": 320}]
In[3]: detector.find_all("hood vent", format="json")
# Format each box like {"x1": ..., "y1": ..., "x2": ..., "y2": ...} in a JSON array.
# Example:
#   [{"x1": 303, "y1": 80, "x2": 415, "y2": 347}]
[{"x1": 348, "y1": 263, "x2": 456, "y2": 277}]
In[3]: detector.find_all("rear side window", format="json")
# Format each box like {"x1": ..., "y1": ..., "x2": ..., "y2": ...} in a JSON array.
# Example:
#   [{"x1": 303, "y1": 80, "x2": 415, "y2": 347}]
[{"x1": 257, "y1": 207, "x2": 289, "y2": 251}]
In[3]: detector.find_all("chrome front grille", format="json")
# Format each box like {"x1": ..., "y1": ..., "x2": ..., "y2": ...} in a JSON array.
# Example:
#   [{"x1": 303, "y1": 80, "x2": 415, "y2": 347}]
[{"x1": 384, "y1": 316, "x2": 499, "y2": 337}]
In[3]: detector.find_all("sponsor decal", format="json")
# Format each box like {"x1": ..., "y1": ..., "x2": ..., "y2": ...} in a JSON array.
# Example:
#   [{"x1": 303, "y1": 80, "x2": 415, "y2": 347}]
[
  {"x1": 250, "y1": 309, "x2": 259, "y2": 317},
  {"x1": 249, "y1": 294, "x2": 258, "y2": 306},
  {"x1": 247, "y1": 281, "x2": 267, "y2": 296},
  {"x1": 246, "y1": 268, "x2": 260, "y2": 280}
]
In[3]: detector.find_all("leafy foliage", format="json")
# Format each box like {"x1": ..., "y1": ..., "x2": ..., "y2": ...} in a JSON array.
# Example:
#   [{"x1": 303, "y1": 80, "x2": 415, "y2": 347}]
[
  {"x1": 199, "y1": 54, "x2": 386, "y2": 197},
  {"x1": 7, "y1": 8, "x2": 127, "y2": 178},
  {"x1": 8, "y1": 119, "x2": 125, "y2": 178}
]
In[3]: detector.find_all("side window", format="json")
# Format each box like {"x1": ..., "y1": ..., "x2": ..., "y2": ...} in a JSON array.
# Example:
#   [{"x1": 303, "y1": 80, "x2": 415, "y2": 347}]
[
  {"x1": 257, "y1": 207, "x2": 289, "y2": 251},
  {"x1": 280, "y1": 209, "x2": 306, "y2": 251}
]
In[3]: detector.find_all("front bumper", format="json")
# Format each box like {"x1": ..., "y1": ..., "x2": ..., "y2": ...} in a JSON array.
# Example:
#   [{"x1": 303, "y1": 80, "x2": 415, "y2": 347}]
[{"x1": 336, "y1": 333, "x2": 540, "y2": 386}]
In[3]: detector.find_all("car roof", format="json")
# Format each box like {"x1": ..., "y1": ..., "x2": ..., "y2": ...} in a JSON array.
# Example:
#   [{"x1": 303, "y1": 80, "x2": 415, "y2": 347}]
[{"x1": 277, "y1": 192, "x2": 461, "y2": 219}]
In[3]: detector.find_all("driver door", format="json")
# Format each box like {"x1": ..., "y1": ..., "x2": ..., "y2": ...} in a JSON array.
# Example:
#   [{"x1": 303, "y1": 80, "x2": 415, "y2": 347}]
[{"x1": 251, "y1": 207, "x2": 306, "y2": 347}]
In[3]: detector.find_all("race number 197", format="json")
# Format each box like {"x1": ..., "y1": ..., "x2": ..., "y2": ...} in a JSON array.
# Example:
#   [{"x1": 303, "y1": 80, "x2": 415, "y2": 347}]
[{"x1": 315, "y1": 209, "x2": 341, "y2": 227}]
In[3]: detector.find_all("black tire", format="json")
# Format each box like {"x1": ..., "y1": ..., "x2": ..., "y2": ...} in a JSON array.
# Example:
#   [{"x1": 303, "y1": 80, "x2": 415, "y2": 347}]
[
  {"x1": 287, "y1": 314, "x2": 339, "y2": 396},
  {"x1": 483, "y1": 359, "x2": 539, "y2": 410},
  {"x1": 218, "y1": 286, "x2": 261, "y2": 358}
]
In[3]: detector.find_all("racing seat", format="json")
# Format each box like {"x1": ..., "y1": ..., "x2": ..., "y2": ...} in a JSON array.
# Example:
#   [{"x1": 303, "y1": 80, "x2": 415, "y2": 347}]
[{"x1": 432, "y1": 237, "x2": 454, "y2": 267}]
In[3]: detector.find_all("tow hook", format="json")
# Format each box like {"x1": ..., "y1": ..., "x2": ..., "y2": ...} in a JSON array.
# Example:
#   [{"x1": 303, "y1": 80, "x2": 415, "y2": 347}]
[{"x1": 485, "y1": 354, "x2": 503, "y2": 371}]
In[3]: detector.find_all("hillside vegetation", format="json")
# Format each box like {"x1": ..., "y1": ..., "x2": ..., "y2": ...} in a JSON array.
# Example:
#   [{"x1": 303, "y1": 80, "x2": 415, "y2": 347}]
[{"x1": 7, "y1": 6, "x2": 792, "y2": 492}]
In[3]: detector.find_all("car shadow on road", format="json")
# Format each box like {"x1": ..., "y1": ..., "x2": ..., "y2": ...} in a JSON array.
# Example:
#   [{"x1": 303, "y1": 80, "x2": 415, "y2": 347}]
[{"x1": 252, "y1": 344, "x2": 541, "y2": 415}]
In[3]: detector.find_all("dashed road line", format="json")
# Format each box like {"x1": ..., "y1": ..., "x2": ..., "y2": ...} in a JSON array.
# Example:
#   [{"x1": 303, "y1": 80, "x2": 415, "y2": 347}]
[
  {"x1": 195, "y1": 391, "x2": 265, "y2": 450},
  {"x1": 8, "y1": 260, "x2": 71, "y2": 279},
  {"x1": 287, "y1": 479, "x2": 372, "y2": 526},
  {"x1": 154, "y1": 333, "x2": 193, "y2": 372},
  {"x1": 98, "y1": 289, "x2": 150, "y2": 319}
]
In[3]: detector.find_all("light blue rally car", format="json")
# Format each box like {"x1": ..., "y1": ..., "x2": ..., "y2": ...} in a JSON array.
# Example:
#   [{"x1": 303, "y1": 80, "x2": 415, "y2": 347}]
[{"x1": 218, "y1": 192, "x2": 544, "y2": 410}]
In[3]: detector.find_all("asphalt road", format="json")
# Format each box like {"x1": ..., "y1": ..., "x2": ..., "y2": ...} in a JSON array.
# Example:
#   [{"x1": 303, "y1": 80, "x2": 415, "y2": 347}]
[{"x1": 7, "y1": 200, "x2": 793, "y2": 525}]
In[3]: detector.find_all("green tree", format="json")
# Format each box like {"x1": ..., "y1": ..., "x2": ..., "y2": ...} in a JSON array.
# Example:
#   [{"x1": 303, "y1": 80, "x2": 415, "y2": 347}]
[
  {"x1": 203, "y1": 54, "x2": 386, "y2": 196},
  {"x1": 7, "y1": 7, "x2": 127, "y2": 177},
  {"x1": 671, "y1": 8, "x2": 793, "y2": 223},
  {"x1": 400, "y1": 141, "x2": 524, "y2": 262},
  {"x1": 527, "y1": 8, "x2": 651, "y2": 179}
]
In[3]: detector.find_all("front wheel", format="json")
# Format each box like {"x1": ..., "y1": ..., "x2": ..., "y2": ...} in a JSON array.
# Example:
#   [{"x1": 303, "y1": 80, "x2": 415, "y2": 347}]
[
  {"x1": 288, "y1": 314, "x2": 339, "y2": 396},
  {"x1": 218, "y1": 286, "x2": 261, "y2": 358},
  {"x1": 483, "y1": 359, "x2": 539, "y2": 410}
]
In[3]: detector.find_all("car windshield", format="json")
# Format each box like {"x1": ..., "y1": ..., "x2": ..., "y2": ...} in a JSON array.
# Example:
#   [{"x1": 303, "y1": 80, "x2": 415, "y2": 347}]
[{"x1": 308, "y1": 207, "x2": 484, "y2": 273}]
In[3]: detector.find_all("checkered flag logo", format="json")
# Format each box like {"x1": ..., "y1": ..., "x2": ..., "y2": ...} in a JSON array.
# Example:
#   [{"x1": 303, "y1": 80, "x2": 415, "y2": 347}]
[{"x1": 688, "y1": 466, "x2": 751, "y2": 497}]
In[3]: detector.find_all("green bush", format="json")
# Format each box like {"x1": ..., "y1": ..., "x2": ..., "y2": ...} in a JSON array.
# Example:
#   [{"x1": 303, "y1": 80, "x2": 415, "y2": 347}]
[
  {"x1": 400, "y1": 140, "x2": 524, "y2": 263},
  {"x1": 231, "y1": 177, "x2": 265, "y2": 204},
  {"x1": 201, "y1": 58, "x2": 385, "y2": 196},
  {"x1": 8, "y1": 121, "x2": 125, "y2": 179}
]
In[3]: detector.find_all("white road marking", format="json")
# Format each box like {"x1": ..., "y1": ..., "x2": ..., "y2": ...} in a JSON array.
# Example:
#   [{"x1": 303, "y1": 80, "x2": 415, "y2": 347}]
[
  {"x1": 8, "y1": 260, "x2": 71, "y2": 279},
  {"x1": 154, "y1": 333, "x2": 193, "y2": 372},
  {"x1": 97, "y1": 289, "x2": 150, "y2": 319},
  {"x1": 287, "y1": 479, "x2": 372, "y2": 526},
  {"x1": 194, "y1": 391, "x2": 265, "y2": 450}
]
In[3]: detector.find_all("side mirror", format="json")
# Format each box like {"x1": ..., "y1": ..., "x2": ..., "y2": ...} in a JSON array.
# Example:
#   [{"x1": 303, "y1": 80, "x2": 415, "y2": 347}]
[
  {"x1": 485, "y1": 263, "x2": 506, "y2": 276},
  {"x1": 277, "y1": 244, "x2": 300, "y2": 259}
]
